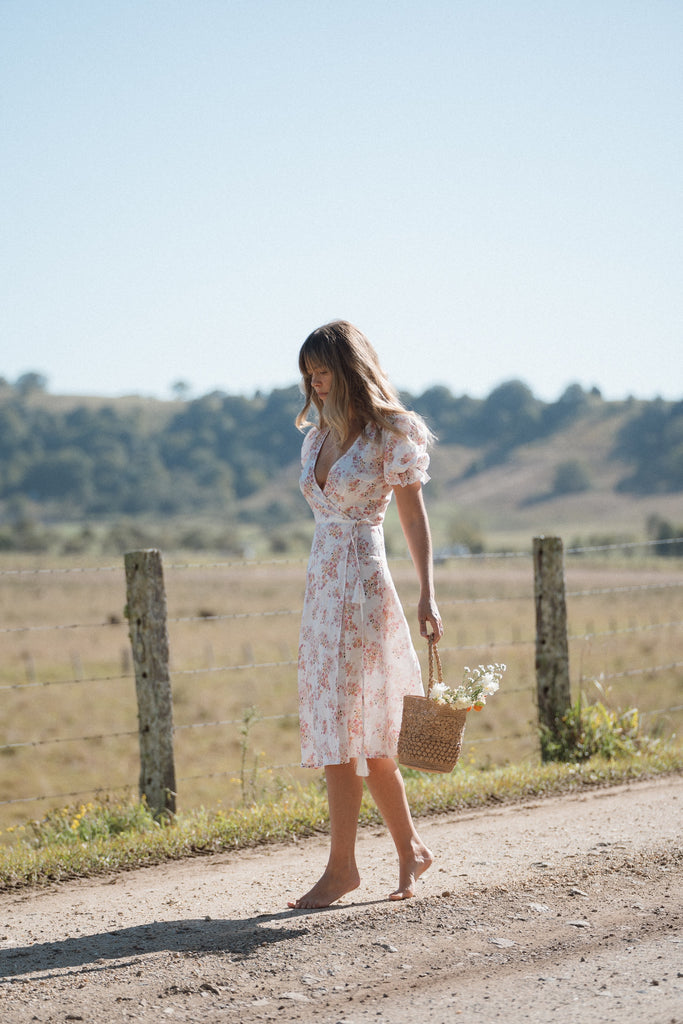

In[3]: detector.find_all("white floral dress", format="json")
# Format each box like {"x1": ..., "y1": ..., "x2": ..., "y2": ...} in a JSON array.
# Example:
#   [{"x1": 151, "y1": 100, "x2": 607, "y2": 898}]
[{"x1": 297, "y1": 413, "x2": 430, "y2": 775}]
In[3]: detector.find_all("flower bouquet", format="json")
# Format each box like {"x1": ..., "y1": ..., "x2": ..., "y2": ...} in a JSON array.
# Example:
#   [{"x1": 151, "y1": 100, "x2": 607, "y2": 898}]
[
  {"x1": 430, "y1": 662, "x2": 506, "y2": 712},
  {"x1": 398, "y1": 641, "x2": 506, "y2": 773}
]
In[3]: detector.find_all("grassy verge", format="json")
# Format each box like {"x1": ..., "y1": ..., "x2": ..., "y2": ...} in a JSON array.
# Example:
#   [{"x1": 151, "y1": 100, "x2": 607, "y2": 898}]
[{"x1": 1, "y1": 747, "x2": 681, "y2": 892}]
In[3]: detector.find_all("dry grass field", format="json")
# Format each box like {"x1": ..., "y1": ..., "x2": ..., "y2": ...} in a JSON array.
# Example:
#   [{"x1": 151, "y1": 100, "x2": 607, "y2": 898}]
[{"x1": 0, "y1": 546, "x2": 681, "y2": 832}]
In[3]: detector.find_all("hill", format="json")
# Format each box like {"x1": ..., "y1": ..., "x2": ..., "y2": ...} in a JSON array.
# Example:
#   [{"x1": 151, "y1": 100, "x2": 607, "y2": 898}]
[
  {"x1": 429, "y1": 407, "x2": 683, "y2": 549},
  {"x1": 0, "y1": 375, "x2": 681, "y2": 554}
]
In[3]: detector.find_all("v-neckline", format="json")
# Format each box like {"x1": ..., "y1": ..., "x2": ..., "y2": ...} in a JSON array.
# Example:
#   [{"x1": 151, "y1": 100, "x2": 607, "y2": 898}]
[{"x1": 313, "y1": 429, "x2": 362, "y2": 494}]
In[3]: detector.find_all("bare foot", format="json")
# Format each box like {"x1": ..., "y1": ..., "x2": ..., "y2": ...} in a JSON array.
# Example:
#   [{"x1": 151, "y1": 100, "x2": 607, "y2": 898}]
[
  {"x1": 287, "y1": 864, "x2": 361, "y2": 909},
  {"x1": 389, "y1": 843, "x2": 434, "y2": 901}
]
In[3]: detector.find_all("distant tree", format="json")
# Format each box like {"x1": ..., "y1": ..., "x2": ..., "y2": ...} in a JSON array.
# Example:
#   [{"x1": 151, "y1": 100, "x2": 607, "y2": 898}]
[
  {"x1": 410, "y1": 386, "x2": 481, "y2": 443},
  {"x1": 477, "y1": 380, "x2": 543, "y2": 446},
  {"x1": 558, "y1": 383, "x2": 587, "y2": 408},
  {"x1": 171, "y1": 380, "x2": 191, "y2": 401},
  {"x1": 15, "y1": 372, "x2": 48, "y2": 397},
  {"x1": 542, "y1": 384, "x2": 590, "y2": 432}
]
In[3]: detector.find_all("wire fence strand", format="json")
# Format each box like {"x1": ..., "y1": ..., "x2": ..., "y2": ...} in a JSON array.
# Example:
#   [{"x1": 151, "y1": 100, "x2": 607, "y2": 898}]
[{"x1": 1, "y1": 536, "x2": 678, "y2": 579}]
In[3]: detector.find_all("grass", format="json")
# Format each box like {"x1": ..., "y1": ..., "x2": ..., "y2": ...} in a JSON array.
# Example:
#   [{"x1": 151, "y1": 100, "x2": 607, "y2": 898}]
[{"x1": 1, "y1": 747, "x2": 681, "y2": 892}]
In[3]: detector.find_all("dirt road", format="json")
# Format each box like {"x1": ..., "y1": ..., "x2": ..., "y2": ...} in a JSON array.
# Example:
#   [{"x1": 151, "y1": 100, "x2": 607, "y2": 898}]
[{"x1": 1, "y1": 775, "x2": 681, "y2": 1024}]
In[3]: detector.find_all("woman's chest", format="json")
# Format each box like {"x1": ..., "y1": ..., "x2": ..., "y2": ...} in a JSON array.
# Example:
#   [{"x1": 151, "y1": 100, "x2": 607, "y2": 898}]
[{"x1": 316, "y1": 438, "x2": 388, "y2": 506}]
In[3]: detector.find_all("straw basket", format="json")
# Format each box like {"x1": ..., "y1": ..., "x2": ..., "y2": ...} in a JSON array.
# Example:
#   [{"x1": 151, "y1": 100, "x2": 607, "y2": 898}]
[{"x1": 397, "y1": 637, "x2": 467, "y2": 773}]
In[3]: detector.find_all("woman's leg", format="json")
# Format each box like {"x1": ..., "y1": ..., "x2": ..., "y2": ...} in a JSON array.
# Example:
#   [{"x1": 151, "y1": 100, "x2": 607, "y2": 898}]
[
  {"x1": 287, "y1": 761, "x2": 363, "y2": 909},
  {"x1": 365, "y1": 757, "x2": 433, "y2": 900}
]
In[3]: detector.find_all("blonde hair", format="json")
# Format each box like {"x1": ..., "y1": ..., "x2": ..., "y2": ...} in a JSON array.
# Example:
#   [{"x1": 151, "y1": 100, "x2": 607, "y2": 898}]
[{"x1": 296, "y1": 320, "x2": 430, "y2": 445}]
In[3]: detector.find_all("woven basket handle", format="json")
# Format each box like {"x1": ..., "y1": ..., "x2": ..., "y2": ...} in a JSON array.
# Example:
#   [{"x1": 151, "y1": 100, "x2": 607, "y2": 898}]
[{"x1": 426, "y1": 634, "x2": 443, "y2": 698}]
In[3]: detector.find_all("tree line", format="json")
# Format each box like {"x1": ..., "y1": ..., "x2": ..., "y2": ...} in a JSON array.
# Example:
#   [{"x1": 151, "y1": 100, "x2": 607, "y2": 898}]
[{"x1": 0, "y1": 375, "x2": 681, "y2": 529}]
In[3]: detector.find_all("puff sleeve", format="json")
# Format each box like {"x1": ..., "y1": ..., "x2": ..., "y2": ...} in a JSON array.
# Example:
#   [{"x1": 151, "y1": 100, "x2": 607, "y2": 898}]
[{"x1": 383, "y1": 414, "x2": 431, "y2": 487}]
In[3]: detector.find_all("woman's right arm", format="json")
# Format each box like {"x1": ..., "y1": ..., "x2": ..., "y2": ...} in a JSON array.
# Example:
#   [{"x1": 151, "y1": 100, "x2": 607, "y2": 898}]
[{"x1": 393, "y1": 480, "x2": 443, "y2": 641}]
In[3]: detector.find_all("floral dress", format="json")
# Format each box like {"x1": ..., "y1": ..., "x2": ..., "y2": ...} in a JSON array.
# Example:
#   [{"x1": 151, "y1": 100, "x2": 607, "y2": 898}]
[{"x1": 297, "y1": 413, "x2": 430, "y2": 776}]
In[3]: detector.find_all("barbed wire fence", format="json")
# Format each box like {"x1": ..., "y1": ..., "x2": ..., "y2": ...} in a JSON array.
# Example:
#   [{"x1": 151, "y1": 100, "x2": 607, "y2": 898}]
[{"x1": 0, "y1": 538, "x2": 681, "y2": 819}]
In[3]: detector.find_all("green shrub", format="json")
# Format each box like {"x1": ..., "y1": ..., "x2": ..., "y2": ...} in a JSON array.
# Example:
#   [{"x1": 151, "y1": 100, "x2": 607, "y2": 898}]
[{"x1": 540, "y1": 689, "x2": 652, "y2": 762}]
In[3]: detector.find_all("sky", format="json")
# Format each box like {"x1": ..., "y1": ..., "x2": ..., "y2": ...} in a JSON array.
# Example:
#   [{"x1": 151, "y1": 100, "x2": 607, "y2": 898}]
[{"x1": 2, "y1": 0, "x2": 681, "y2": 403}]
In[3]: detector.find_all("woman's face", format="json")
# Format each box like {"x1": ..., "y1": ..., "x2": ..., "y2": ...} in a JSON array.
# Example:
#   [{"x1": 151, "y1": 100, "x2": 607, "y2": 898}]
[{"x1": 309, "y1": 366, "x2": 332, "y2": 404}]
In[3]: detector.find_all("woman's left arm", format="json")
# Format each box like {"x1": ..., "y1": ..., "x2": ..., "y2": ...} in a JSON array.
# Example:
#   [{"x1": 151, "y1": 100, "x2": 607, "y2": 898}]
[{"x1": 393, "y1": 481, "x2": 443, "y2": 641}]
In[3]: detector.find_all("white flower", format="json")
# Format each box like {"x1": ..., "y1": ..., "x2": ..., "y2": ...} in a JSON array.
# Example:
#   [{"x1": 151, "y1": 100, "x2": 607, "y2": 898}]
[
  {"x1": 430, "y1": 681, "x2": 449, "y2": 703},
  {"x1": 481, "y1": 674, "x2": 499, "y2": 696}
]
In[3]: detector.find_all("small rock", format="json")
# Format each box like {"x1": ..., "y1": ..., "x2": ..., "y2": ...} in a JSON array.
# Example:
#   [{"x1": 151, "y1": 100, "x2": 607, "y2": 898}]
[
  {"x1": 569, "y1": 888, "x2": 589, "y2": 898},
  {"x1": 529, "y1": 903, "x2": 550, "y2": 914},
  {"x1": 489, "y1": 937, "x2": 515, "y2": 948},
  {"x1": 567, "y1": 920, "x2": 590, "y2": 928},
  {"x1": 280, "y1": 992, "x2": 309, "y2": 1002},
  {"x1": 199, "y1": 982, "x2": 220, "y2": 995}
]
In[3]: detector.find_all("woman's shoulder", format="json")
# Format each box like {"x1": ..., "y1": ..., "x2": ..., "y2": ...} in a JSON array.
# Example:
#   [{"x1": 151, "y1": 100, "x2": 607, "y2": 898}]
[{"x1": 385, "y1": 411, "x2": 431, "y2": 444}]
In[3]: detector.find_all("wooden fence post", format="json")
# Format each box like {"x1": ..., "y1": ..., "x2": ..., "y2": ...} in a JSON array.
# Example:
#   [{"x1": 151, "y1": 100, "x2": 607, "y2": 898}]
[
  {"x1": 533, "y1": 535, "x2": 571, "y2": 756},
  {"x1": 124, "y1": 549, "x2": 176, "y2": 816}
]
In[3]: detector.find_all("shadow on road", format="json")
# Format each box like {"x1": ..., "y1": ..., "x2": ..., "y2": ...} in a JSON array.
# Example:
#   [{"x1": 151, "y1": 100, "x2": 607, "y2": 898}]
[{"x1": 0, "y1": 912, "x2": 309, "y2": 981}]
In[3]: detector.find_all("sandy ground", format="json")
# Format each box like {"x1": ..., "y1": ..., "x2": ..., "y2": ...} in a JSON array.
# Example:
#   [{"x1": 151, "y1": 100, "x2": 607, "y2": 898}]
[{"x1": 0, "y1": 775, "x2": 681, "y2": 1024}]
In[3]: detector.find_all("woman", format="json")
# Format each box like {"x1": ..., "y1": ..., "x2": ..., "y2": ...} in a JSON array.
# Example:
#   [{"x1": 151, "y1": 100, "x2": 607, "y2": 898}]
[{"x1": 288, "y1": 320, "x2": 443, "y2": 910}]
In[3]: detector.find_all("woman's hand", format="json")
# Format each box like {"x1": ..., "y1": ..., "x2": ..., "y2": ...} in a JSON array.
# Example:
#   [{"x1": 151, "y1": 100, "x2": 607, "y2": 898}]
[{"x1": 417, "y1": 594, "x2": 443, "y2": 641}]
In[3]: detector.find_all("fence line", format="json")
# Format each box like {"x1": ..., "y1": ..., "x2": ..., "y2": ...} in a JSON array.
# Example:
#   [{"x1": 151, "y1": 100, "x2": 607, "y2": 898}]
[
  {"x1": 0, "y1": 565, "x2": 120, "y2": 577},
  {"x1": 1, "y1": 728, "x2": 140, "y2": 751},
  {"x1": 566, "y1": 537, "x2": 683, "y2": 555},
  {"x1": 0, "y1": 672, "x2": 134, "y2": 693},
  {"x1": 0, "y1": 619, "x2": 125, "y2": 635},
  {"x1": 3, "y1": 586, "x2": 682, "y2": 639},
  {"x1": 569, "y1": 621, "x2": 682, "y2": 641},
  {"x1": 595, "y1": 661, "x2": 683, "y2": 682},
  {"x1": 3, "y1": 618, "x2": 680, "y2": 694},
  {"x1": 174, "y1": 712, "x2": 300, "y2": 734},
  {"x1": 0, "y1": 665, "x2": 544, "y2": 758},
  {"x1": 0, "y1": 785, "x2": 133, "y2": 809},
  {"x1": 1, "y1": 537, "x2": 679, "y2": 579},
  {"x1": 567, "y1": 582, "x2": 683, "y2": 598},
  {"x1": 1, "y1": 536, "x2": 681, "y2": 817},
  {"x1": 169, "y1": 609, "x2": 300, "y2": 624},
  {"x1": 0, "y1": 679, "x2": 544, "y2": 757},
  {"x1": 1, "y1": 695, "x2": 678, "y2": 795}
]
